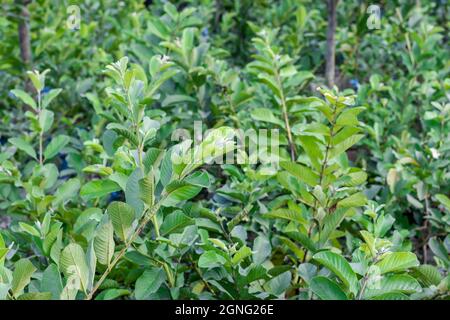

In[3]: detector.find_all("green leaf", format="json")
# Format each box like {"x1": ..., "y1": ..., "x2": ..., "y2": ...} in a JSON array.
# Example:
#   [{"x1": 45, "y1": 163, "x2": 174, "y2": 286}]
[
  {"x1": 257, "y1": 74, "x2": 282, "y2": 99},
  {"x1": 135, "y1": 268, "x2": 166, "y2": 299},
  {"x1": 375, "y1": 252, "x2": 420, "y2": 274},
  {"x1": 94, "y1": 219, "x2": 115, "y2": 266},
  {"x1": 250, "y1": 108, "x2": 284, "y2": 127},
  {"x1": 280, "y1": 161, "x2": 319, "y2": 187},
  {"x1": 198, "y1": 251, "x2": 227, "y2": 268},
  {"x1": 125, "y1": 168, "x2": 145, "y2": 218},
  {"x1": 162, "y1": 94, "x2": 196, "y2": 107},
  {"x1": 428, "y1": 237, "x2": 449, "y2": 266},
  {"x1": 329, "y1": 134, "x2": 364, "y2": 159},
  {"x1": 41, "y1": 264, "x2": 63, "y2": 300},
  {"x1": 39, "y1": 109, "x2": 54, "y2": 133},
  {"x1": 231, "y1": 246, "x2": 252, "y2": 265},
  {"x1": 369, "y1": 292, "x2": 409, "y2": 300},
  {"x1": 9, "y1": 137, "x2": 36, "y2": 159},
  {"x1": 42, "y1": 88, "x2": 62, "y2": 109},
  {"x1": 11, "y1": 259, "x2": 36, "y2": 297},
  {"x1": 253, "y1": 235, "x2": 271, "y2": 264},
  {"x1": 319, "y1": 208, "x2": 349, "y2": 246},
  {"x1": 436, "y1": 194, "x2": 450, "y2": 211},
  {"x1": 181, "y1": 27, "x2": 195, "y2": 59},
  {"x1": 80, "y1": 179, "x2": 121, "y2": 200},
  {"x1": 138, "y1": 174, "x2": 154, "y2": 207},
  {"x1": 285, "y1": 231, "x2": 317, "y2": 253},
  {"x1": 19, "y1": 222, "x2": 40, "y2": 237},
  {"x1": 412, "y1": 265, "x2": 442, "y2": 286},
  {"x1": 59, "y1": 243, "x2": 89, "y2": 294},
  {"x1": 310, "y1": 276, "x2": 348, "y2": 300},
  {"x1": 10, "y1": 89, "x2": 36, "y2": 109},
  {"x1": 263, "y1": 208, "x2": 306, "y2": 225},
  {"x1": 335, "y1": 107, "x2": 364, "y2": 126},
  {"x1": 17, "y1": 292, "x2": 52, "y2": 300},
  {"x1": 44, "y1": 135, "x2": 70, "y2": 160},
  {"x1": 363, "y1": 274, "x2": 421, "y2": 299},
  {"x1": 337, "y1": 192, "x2": 367, "y2": 208},
  {"x1": 267, "y1": 271, "x2": 291, "y2": 296},
  {"x1": 160, "y1": 210, "x2": 194, "y2": 236},
  {"x1": 161, "y1": 181, "x2": 202, "y2": 207},
  {"x1": 313, "y1": 251, "x2": 359, "y2": 295},
  {"x1": 95, "y1": 288, "x2": 130, "y2": 300},
  {"x1": 107, "y1": 201, "x2": 136, "y2": 242},
  {"x1": 52, "y1": 178, "x2": 80, "y2": 206}
]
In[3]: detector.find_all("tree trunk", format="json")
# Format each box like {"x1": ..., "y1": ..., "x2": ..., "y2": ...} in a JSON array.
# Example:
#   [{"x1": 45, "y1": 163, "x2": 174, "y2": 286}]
[
  {"x1": 325, "y1": 0, "x2": 338, "y2": 88},
  {"x1": 17, "y1": 0, "x2": 33, "y2": 92}
]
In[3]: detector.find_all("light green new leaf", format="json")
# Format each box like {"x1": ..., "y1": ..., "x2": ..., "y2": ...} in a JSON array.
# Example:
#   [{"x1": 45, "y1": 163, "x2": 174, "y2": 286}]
[
  {"x1": 9, "y1": 137, "x2": 36, "y2": 159},
  {"x1": 335, "y1": 107, "x2": 365, "y2": 126},
  {"x1": 337, "y1": 192, "x2": 367, "y2": 208},
  {"x1": 375, "y1": 252, "x2": 419, "y2": 274},
  {"x1": 363, "y1": 275, "x2": 421, "y2": 299},
  {"x1": 313, "y1": 251, "x2": 359, "y2": 295},
  {"x1": 412, "y1": 265, "x2": 442, "y2": 286},
  {"x1": 198, "y1": 251, "x2": 227, "y2": 268},
  {"x1": 59, "y1": 243, "x2": 89, "y2": 294},
  {"x1": 310, "y1": 276, "x2": 348, "y2": 300},
  {"x1": 436, "y1": 194, "x2": 450, "y2": 211},
  {"x1": 19, "y1": 222, "x2": 40, "y2": 237},
  {"x1": 107, "y1": 201, "x2": 136, "y2": 242},
  {"x1": 231, "y1": 246, "x2": 252, "y2": 265},
  {"x1": 11, "y1": 259, "x2": 37, "y2": 297}
]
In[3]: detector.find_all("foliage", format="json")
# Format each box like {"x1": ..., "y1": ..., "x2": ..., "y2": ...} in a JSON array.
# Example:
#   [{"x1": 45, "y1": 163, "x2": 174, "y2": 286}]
[{"x1": 0, "y1": 0, "x2": 448, "y2": 300}]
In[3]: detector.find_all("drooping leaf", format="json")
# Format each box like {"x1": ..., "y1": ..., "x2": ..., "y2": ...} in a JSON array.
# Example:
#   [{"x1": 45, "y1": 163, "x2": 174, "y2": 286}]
[
  {"x1": 11, "y1": 259, "x2": 37, "y2": 297},
  {"x1": 363, "y1": 274, "x2": 421, "y2": 299},
  {"x1": 135, "y1": 268, "x2": 166, "y2": 300},
  {"x1": 107, "y1": 201, "x2": 136, "y2": 242},
  {"x1": 313, "y1": 251, "x2": 359, "y2": 295},
  {"x1": 310, "y1": 276, "x2": 348, "y2": 300},
  {"x1": 10, "y1": 89, "x2": 36, "y2": 109},
  {"x1": 9, "y1": 137, "x2": 36, "y2": 159},
  {"x1": 59, "y1": 243, "x2": 89, "y2": 294},
  {"x1": 94, "y1": 219, "x2": 115, "y2": 266}
]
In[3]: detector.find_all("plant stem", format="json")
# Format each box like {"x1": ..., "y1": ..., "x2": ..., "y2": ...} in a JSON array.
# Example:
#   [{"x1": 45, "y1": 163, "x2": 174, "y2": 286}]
[
  {"x1": 37, "y1": 90, "x2": 43, "y2": 165},
  {"x1": 273, "y1": 66, "x2": 296, "y2": 161},
  {"x1": 85, "y1": 203, "x2": 161, "y2": 300}
]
